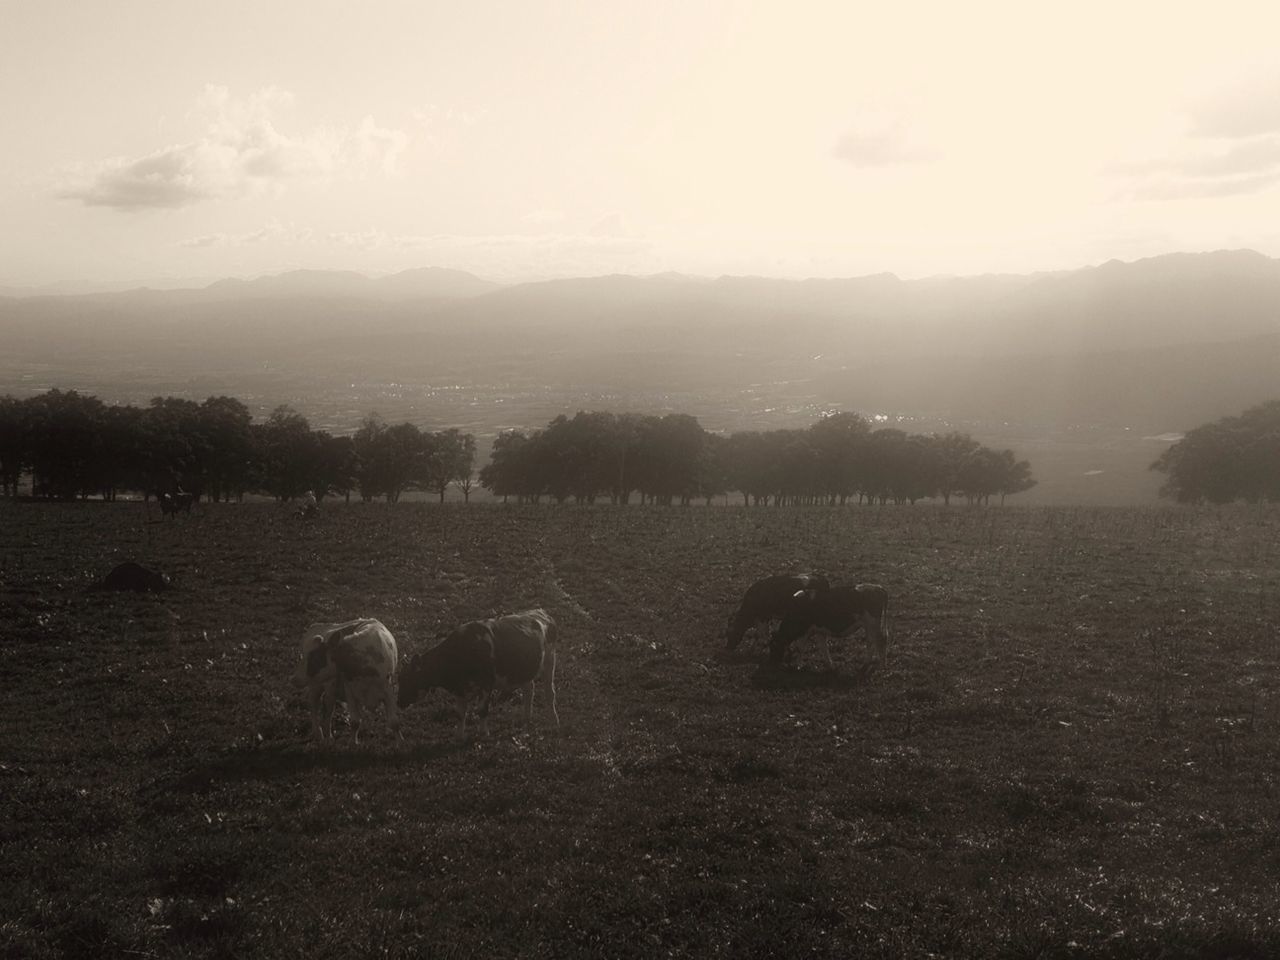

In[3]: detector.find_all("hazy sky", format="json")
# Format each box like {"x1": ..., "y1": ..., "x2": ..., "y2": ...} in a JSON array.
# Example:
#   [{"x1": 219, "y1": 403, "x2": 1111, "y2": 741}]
[{"x1": 5, "y1": 0, "x2": 1280, "y2": 289}]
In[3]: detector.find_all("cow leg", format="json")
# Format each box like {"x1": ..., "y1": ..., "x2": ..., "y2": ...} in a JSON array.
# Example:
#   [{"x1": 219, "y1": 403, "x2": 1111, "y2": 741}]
[
  {"x1": 383, "y1": 681, "x2": 403, "y2": 741},
  {"x1": 349, "y1": 697, "x2": 365, "y2": 744},
  {"x1": 820, "y1": 632, "x2": 834, "y2": 670},
  {"x1": 320, "y1": 689, "x2": 336, "y2": 742},
  {"x1": 307, "y1": 687, "x2": 326, "y2": 742},
  {"x1": 518, "y1": 681, "x2": 534, "y2": 724},
  {"x1": 863, "y1": 613, "x2": 887, "y2": 666},
  {"x1": 770, "y1": 616, "x2": 804, "y2": 665},
  {"x1": 545, "y1": 650, "x2": 560, "y2": 727},
  {"x1": 453, "y1": 693, "x2": 471, "y2": 737}
]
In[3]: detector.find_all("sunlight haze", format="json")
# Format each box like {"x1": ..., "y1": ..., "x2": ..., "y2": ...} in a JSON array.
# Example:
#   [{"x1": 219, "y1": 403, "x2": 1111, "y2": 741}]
[{"x1": 4, "y1": 0, "x2": 1280, "y2": 289}]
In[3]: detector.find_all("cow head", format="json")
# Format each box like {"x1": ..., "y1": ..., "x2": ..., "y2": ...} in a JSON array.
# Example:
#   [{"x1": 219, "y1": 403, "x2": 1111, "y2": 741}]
[
  {"x1": 397, "y1": 652, "x2": 426, "y2": 708},
  {"x1": 292, "y1": 633, "x2": 328, "y2": 688},
  {"x1": 397, "y1": 622, "x2": 494, "y2": 708},
  {"x1": 397, "y1": 632, "x2": 452, "y2": 708}
]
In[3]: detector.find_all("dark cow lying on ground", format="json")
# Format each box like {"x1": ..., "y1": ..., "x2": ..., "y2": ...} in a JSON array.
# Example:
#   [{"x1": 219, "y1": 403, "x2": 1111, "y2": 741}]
[
  {"x1": 398, "y1": 608, "x2": 559, "y2": 735},
  {"x1": 293, "y1": 618, "x2": 401, "y2": 743},
  {"x1": 769, "y1": 582, "x2": 890, "y2": 668},
  {"x1": 726, "y1": 573, "x2": 829, "y2": 650},
  {"x1": 158, "y1": 492, "x2": 194, "y2": 517},
  {"x1": 92, "y1": 561, "x2": 172, "y2": 592}
]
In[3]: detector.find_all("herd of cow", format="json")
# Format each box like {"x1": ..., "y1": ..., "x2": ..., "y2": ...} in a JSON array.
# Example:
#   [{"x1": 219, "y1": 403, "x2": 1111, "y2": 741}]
[{"x1": 292, "y1": 573, "x2": 891, "y2": 743}]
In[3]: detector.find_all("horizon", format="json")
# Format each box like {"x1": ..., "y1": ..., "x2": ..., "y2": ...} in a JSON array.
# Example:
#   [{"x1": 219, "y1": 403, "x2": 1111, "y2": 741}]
[
  {"x1": 6, "y1": 2, "x2": 1280, "y2": 289},
  {"x1": 2, "y1": 245, "x2": 1274, "y2": 298}
]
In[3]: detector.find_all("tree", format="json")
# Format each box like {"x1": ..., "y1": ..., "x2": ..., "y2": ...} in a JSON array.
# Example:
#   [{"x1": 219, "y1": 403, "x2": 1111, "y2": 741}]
[
  {"x1": 1152, "y1": 401, "x2": 1280, "y2": 503},
  {"x1": 930, "y1": 432, "x2": 981, "y2": 506},
  {"x1": 0, "y1": 396, "x2": 24, "y2": 497},
  {"x1": 808, "y1": 412, "x2": 870, "y2": 503},
  {"x1": 633, "y1": 414, "x2": 708, "y2": 505},
  {"x1": 725, "y1": 430, "x2": 780, "y2": 505},
  {"x1": 24, "y1": 389, "x2": 110, "y2": 499},
  {"x1": 426, "y1": 428, "x2": 476, "y2": 503},
  {"x1": 956, "y1": 446, "x2": 1034, "y2": 506},
  {"x1": 256, "y1": 405, "x2": 317, "y2": 502},
  {"x1": 199, "y1": 396, "x2": 255, "y2": 502},
  {"x1": 480, "y1": 430, "x2": 537, "y2": 502},
  {"x1": 310, "y1": 433, "x2": 358, "y2": 502},
  {"x1": 996, "y1": 451, "x2": 1037, "y2": 505}
]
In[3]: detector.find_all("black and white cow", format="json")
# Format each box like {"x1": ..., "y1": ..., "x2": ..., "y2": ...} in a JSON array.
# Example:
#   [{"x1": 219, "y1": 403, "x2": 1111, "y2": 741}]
[
  {"x1": 726, "y1": 573, "x2": 830, "y2": 650},
  {"x1": 293, "y1": 618, "x2": 400, "y2": 743},
  {"x1": 769, "y1": 582, "x2": 890, "y2": 668},
  {"x1": 398, "y1": 608, "x2": 559, "y2": 735}
]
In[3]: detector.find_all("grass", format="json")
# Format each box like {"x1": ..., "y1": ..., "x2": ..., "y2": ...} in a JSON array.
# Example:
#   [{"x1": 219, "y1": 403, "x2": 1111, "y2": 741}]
[{"x1": 2, "y1": 500, "x2": 1280, "y2": 958}]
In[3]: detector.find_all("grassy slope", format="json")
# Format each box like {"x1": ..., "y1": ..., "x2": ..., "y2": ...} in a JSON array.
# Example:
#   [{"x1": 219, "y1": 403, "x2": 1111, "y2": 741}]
[{"x1": 2, "y1": 501, "x2": 1280, "y2": 958}]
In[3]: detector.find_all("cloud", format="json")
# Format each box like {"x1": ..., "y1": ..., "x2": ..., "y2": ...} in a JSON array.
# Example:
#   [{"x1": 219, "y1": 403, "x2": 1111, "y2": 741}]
[
  {"x1": 178, "y1": 220, "x2": 287, "y2": 249},
  {"x1": 589, "y1": 213, "x2": 628, "y2": 237},
  {"x1": 1127, "y1": 170, "x2": 1280, "y2": 201},
  {"x1": 833, "y1": 115, "x2": 937, "y2": 167},
  {"x1": 1178, "y1": 137, "x2": 1280, "y2": 177},
  {"x1": 179, "y1": 233, "x2": 226, "y2": 248},
  {"x1": 1190, "y1": 72, "x2": 1280, "y2": 139},
  {"x1": 58, "y1": 86, "x2": 408, "y2": 211},
  {"x1": 1116, "y1": 135, "x2": 1280, "y2": 201},
  {"x1": 327, "y1": 229, "x2": 390, "y2": 250},
  {"x1": 521, "y1": 209, "x2": 567, "y2": 227}
]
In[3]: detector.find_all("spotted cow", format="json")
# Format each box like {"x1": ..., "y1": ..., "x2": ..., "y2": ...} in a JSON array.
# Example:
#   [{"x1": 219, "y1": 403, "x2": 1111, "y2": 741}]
[{"x1": 293, "y1": 618, "x2": 401, "y2": 743}]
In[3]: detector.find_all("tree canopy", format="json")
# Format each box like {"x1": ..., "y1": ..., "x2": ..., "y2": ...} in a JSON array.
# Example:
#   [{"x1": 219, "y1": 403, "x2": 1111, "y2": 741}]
[
  {"x1": 1151, "y1": 400, "x2": 1280, "y2": 503},
  {"x1": 0, "y1": 389, "x2": 1037, "y2": 507}
]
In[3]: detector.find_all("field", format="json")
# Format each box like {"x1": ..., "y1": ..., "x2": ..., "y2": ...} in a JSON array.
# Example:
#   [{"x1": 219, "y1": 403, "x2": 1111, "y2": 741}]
[{"x1": 3, "y1": 500, "x2": 1280, "y2": 958}]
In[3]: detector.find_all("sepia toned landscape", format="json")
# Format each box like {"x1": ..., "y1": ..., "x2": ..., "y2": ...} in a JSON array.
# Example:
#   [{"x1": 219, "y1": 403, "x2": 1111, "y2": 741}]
[{"x1": 5, "y1": 2, "x2": 1280, "y2": 957}]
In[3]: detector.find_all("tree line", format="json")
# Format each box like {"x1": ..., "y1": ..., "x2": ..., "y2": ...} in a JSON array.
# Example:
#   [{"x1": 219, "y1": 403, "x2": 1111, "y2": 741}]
[
  {"x1": 480, "y1": 411, "x2": 1035, "y2": 506},
  {"x1": 0, "y1": 390, "x2": 474, "y2": 503},
  {"x1": 0, "y1": 389, "x2": 1036, "y2": 506},
  {"x1": 1151, "y1": 400, "x2": 1280, "y2": 503}
]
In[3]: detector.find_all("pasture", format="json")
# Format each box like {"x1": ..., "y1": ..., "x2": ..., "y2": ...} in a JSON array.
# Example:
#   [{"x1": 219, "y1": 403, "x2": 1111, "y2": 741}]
[{"x1": 2, "y1": 500, "x2": 1280, "y2": 958}]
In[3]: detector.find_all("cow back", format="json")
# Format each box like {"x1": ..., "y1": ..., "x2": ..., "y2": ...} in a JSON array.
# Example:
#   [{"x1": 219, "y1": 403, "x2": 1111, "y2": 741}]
[
  {"x1": 299, "y1": 619, "x2": 398, "y2": 685},
  {"x1": 490, "y1": 609, "x2": 555, "y2": 686}
]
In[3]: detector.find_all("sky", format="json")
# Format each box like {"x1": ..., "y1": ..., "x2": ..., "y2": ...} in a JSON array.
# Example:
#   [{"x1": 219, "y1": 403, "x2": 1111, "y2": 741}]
[{"x1": 5, "y1": 0, "x2": 1280, "y2": 290}]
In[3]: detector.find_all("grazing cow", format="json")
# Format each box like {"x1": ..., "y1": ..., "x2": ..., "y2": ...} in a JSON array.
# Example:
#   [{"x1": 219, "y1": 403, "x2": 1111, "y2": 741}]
[
  {"x1": 94, "y1": 561, "x2": 171, "y2": 592},
  {"x1": 398, "y1": 608, "x2": 559, "y2": 735},
  {"x1": 159, "y1": 492, "x2": 195, "y2": 517},
  {"x1": 726, "y1": 573, "x2": 830, "y2": 650},
  {"x1": 293, "y1": 618, "x2": 401, "y2": 743},
  {"x1": 769, "y1": 582, "x2": 890, "y2": 668}
]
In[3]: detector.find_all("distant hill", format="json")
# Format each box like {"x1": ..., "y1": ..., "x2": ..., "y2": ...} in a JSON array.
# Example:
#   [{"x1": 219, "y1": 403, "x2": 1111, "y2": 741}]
[
  {"x1": 201, "y1": 266, "x2": 500, "y2": 302},
  {"x1": 1, "y1": 250, "x2": 1277, "y2": 443}
]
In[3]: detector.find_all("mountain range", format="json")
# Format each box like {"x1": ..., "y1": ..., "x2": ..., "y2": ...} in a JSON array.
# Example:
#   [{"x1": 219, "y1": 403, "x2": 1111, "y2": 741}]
[{"x1": 2, "y1": 250, "x2": 1278, "y2": 504}]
